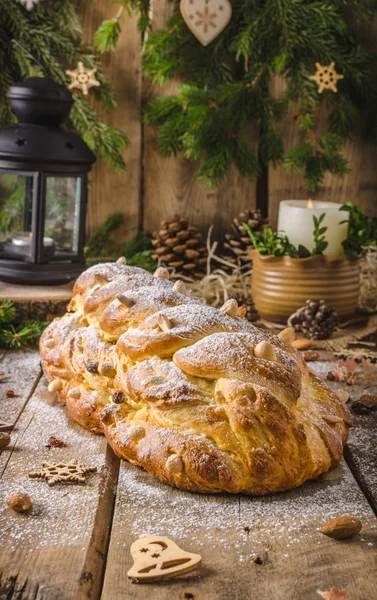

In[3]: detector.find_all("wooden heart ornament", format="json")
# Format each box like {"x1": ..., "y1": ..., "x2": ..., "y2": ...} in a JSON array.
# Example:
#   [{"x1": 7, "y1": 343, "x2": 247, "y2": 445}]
[
  {"x1": 180, "y1": 0, "x2": 232, "y2": 46},
  {"x1": 127, "y1": 535, "x2": 202, "y2": 582}
]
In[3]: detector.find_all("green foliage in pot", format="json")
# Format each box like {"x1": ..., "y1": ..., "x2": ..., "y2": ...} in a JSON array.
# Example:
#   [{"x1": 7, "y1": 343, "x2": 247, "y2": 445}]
[
  {"x1": 246, "y1": 202, "x2": 377, "y2": 258},
  {"x1": 340, "y1": 201, "x2": 377, "y2": 255},
  {"x1": 244, "y1": 213, "x2": 328, "y2": 258}
]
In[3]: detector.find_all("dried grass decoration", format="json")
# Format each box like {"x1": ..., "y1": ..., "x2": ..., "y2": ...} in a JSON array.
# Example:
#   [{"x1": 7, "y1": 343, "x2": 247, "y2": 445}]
[
  {"x1": 169, "y1": 226, "x2": 252, "y2": 309},
  {"x1": 359, "y1": 245, "x2": 377, "y2": 313}
]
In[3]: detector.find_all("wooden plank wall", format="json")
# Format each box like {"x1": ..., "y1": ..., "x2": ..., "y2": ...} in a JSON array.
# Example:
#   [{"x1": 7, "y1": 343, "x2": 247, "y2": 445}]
[
  {"x1": 79, "y1": 3, "x2": 377, "y2": 238},
  {"x1": 80, "y1": 0, "x2": 142, "y2": 241}
]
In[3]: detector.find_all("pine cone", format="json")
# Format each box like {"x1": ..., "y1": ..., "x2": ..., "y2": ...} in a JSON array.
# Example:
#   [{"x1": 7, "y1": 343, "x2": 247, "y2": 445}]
[
  {"x1": 223, "y1": 209, "x2": 268, "y2": 267},
  {"x1": 151, "y1": 216, "x2": 207, "y2": 279},
  {"x1": 289, "y1": 300, "x2": 339, "y2": 340},
  {"x1": 234, "y1": 295, "x2": 259, "y2": 323}
]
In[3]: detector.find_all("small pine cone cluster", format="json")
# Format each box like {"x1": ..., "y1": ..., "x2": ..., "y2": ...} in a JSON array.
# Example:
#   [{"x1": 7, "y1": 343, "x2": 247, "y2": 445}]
[
  {"x1": 224, "y1": 209, "x2": 269, "y2": 267},
  {"x1": 151, "y1": 216, "x2": 207, "y2": 279},
  {"x1": 289, "y1": 300, "x2": 339, "y2": 340}
]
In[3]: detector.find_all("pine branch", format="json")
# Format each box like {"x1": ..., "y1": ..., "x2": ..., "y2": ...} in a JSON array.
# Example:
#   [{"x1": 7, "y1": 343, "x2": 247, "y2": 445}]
[
  {"x1": 84, "y1": 212, "x2": 125, "y2": 258},
  {"x1": 0, "y1": 0, "x2": 129, "y2": 172},
  {"x1": 0, "y1": 300, "x2": 47, "y2": 349}
]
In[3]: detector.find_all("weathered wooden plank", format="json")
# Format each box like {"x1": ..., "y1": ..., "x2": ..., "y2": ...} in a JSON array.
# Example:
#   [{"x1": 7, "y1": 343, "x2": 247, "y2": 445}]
[
  {"x1": 80, "y1": 0, "x2": 142, "y2": 239},
  {"x1": 309, "y1": 359, "x2": 377, "y2": 516},
  {"x1": 0, "y1": 349, "x2": 41, "y2": 430},
  {"x1": 0, "y1": 373, "x2": 119, "y2": 600},
  {"x1": 142, "y1": 0, "x2": 258, "y2": 239},
  {"x1": 102, "y1": 458, "x2": 377, "y2": 599},
  {"x1": 345, "y1": 417, "x2": 377, "y2": 516}
]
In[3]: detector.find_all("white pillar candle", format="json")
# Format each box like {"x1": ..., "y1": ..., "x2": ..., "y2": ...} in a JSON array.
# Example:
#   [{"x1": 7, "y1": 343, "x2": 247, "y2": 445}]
[{"x1": 277, "y1": 200, "x2": 349, "y2": 259}]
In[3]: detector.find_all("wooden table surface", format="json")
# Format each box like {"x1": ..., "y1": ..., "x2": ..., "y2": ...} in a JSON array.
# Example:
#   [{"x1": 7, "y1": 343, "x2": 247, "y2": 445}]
[{"x1": 0, "y1": 350, "x2": 376, "y2": 600}]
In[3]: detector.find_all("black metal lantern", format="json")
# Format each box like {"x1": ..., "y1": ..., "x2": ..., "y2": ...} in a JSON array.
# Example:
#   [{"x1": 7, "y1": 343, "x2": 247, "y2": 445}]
[{"x1": 0, "y1": 76, "x2": 96, "y2": 285}]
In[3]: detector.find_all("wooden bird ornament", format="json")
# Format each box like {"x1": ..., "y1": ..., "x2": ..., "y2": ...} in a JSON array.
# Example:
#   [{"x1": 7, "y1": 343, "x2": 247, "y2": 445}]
[{"x1": 127, "y1": 535, "x2": 202, "y2": 582}]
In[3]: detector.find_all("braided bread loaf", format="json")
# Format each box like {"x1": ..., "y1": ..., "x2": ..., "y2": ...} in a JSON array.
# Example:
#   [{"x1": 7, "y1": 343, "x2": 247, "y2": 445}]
[{"x1": 40, "y1": 261, "x2": 352, "y2": 495}]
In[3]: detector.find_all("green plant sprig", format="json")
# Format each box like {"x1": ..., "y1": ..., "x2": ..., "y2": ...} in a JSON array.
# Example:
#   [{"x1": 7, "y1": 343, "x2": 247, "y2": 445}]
[
  {"x1": 84, "y1": 212, "x2": 157, "y2": 272},
  {"x1": 244, "y1": 213, "x2": 328, "y2": 258},
  {"x1": 0, "y1": 300, "x2": 47, "y2": 349},
  {"x1": 341, "y1": 201, "x2": 377, "y2": 255},
  {"x1": 312, "y1": 213, "x2": 328, "y2": 255}
]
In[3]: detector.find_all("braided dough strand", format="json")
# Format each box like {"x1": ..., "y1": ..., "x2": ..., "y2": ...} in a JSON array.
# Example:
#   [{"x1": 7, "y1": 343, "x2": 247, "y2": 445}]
[{"x1": 40, "y1": 262, "x2": 352, "y2": 495}]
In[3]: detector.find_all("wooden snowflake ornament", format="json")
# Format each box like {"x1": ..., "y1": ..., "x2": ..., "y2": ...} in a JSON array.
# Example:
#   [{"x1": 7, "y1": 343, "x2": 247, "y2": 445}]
[
  {"x1": 310, "y1": 62, "x2": 344, "y2": 93},
  {"x1": 180, "y1": 0, "x2": 232, "y2": 46},
  {"x1": 66, "y1": 62, "x2": 100, "y2": 96},
  {"x1": 127, "y1": 535, "x2": 202, "y2": 582},
  {"x1": 29, "y1": 460, "x2": 97, "y2": 486}
]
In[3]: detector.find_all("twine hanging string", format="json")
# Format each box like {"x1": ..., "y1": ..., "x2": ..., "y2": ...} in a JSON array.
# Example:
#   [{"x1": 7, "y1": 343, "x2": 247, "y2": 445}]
[{"x1": 8, "y1": 39, "x2": 47, "y2": 74}]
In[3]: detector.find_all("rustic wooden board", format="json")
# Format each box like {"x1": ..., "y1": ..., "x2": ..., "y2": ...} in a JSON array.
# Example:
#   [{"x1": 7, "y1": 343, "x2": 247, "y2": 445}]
[
  {"x1": 0, "y1": 349, "x2": 41, "y2": 431},
  {"x1": 0, "y1": 370, "x2": 119, "y2": 600},
  {"x1": 80, "y1": 0, "x2": 142, "y2": 239},
  {"x1": 1, "y1": 347, "x2": 377, "y2": 600},
  {"x1": 102, "y1": 460, "x2": 377, "y2": 599},
  {"x1": 142, "y1": 0, "x2": 258, "y2": 239},
  {"x1": 0, "y1": 282, "x2": 73, "y2": 302}
]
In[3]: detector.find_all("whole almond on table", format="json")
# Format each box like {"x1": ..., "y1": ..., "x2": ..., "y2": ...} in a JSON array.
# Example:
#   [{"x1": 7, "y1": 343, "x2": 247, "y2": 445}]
[
  {"x1": 319, "y1": 516, "x2": 362, "y2": 540},
  {"x1": 292, "y1": 338, "x2": 314, "y2": 350}
]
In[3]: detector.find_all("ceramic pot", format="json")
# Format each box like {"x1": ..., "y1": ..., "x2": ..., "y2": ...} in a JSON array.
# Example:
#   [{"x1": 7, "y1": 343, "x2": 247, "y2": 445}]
[{"x1": 250, "y1": 250, "x2": 360, "y2": 325}]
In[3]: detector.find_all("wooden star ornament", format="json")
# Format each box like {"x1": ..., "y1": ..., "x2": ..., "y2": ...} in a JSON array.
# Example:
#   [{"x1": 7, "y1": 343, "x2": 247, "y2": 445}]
[
  {"x1": 318, "y1": 586, "x2": 348, "y2": 599},
  {"x1": 66, "y1": 62, "x2": 100, "y2": 96},
  {"x1": 310, "y1": 62, "x2": 344, "y2": 93}
]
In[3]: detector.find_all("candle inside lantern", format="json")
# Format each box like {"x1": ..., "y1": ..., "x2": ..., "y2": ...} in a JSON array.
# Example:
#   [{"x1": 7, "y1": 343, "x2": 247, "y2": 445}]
[
  {"x1": 277, "y1": 200, "x2": 349, "y2": 259},
  {"x1": 11, "y1": 232, "x2": 55, "y2": 247}
]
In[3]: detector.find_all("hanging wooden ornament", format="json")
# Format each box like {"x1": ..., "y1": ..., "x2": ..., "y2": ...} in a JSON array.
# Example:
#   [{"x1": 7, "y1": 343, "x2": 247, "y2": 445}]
[
  {"x1": 127, "y1": 535, "x2": 202, "y2": 582},
  {"x1": 65, "y1": 62, "x2": 100, "y2": 96},
  {"x1": 309, "y1": 62, "x2": 344, "y2": 93},
  {"x1": 180, "y1": 0, "x2": 232, "y2": 46}
]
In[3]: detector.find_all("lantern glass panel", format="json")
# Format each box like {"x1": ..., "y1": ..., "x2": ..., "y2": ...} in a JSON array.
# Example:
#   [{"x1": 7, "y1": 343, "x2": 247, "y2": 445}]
[
  {"x1": 0, "y1": 172, "x2": 34, "y2": 260},
  {"x1": 44, "y1": 176, "x2": 82, "y2": 257}
]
